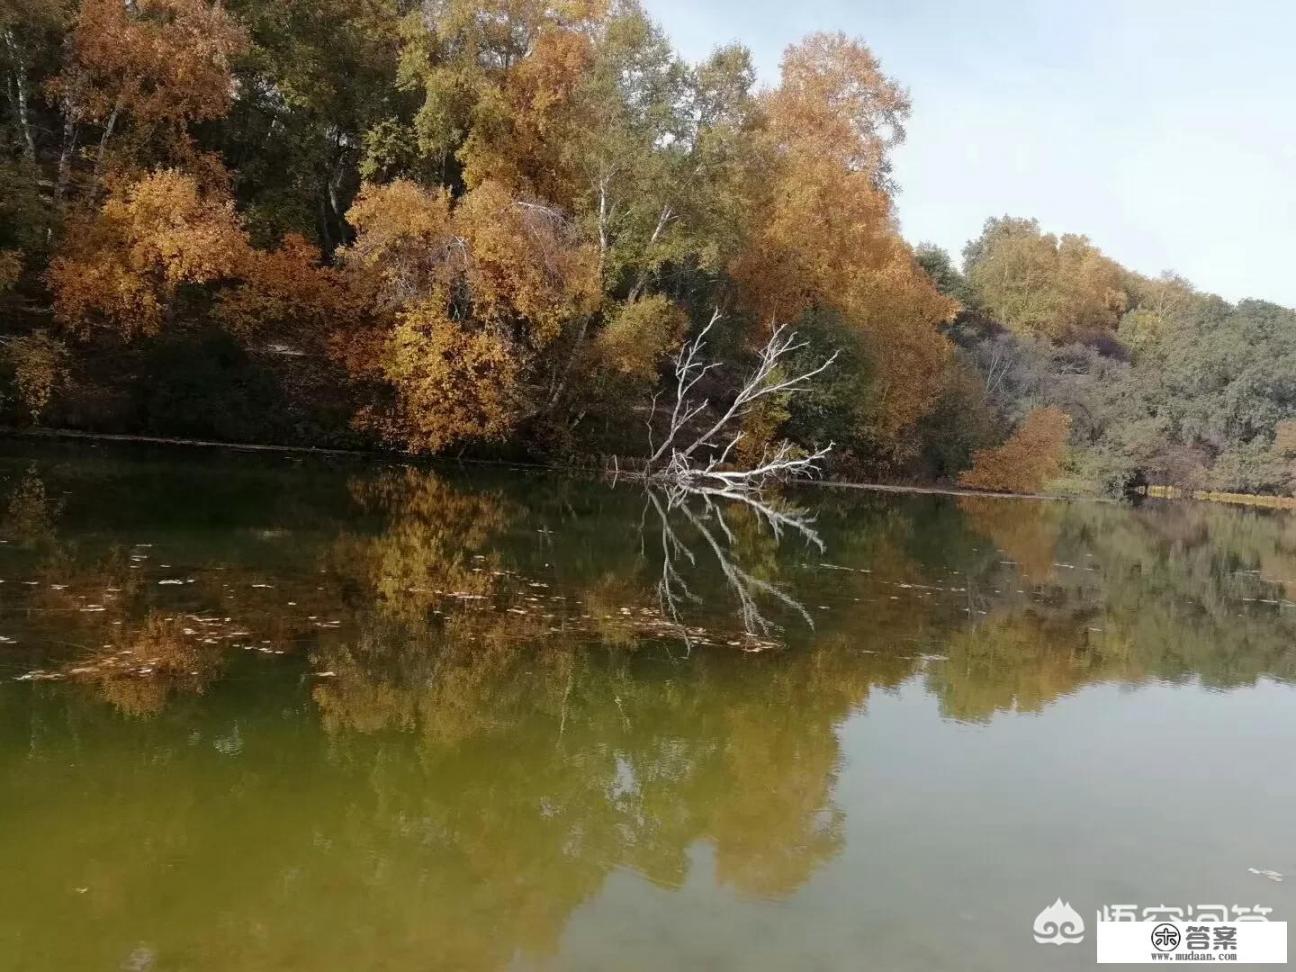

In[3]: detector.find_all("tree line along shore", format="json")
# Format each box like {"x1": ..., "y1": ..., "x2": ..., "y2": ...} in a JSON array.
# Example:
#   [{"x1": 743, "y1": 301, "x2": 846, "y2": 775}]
[{"x1": 2, "y1": 0, "x2": 1294, "y2": 498}]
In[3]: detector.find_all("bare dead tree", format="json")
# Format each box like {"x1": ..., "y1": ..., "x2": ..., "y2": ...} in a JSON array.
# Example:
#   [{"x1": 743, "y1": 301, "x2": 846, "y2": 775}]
[{"x1": 644, "y1": 311, "x2": 838, "y2": 491}]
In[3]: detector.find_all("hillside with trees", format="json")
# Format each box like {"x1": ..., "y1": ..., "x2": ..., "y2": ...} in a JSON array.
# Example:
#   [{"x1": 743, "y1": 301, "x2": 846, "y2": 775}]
[{"x1": 1, "y1": 0, "x2": 1293, "y2": 496}]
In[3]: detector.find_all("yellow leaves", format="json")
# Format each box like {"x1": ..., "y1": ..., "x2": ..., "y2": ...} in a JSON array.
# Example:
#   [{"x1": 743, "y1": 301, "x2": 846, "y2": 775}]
[
  {"x1": 459, "y1": 27, "x2": 597, "y2": 202},
  {"x1": 217, "y1": 234, "x2": 368, "y2": 349},
  {"x1": 767, "y1": 32, "x2": 910, "y2": 178},
  {"x1": 454, "y1": 181, "x2": 600, "y2": 344},
  {"x1": 339, "y1": 178, "x2": 600, "y2": 452},
  {"x1": 846, "y1": 255, "x2": 957, "y2": 441},
  {"x1": 109, "y1": 172, "x2": 247, "y2": 286},
  {"x1": 2, "y1": 331, "x2": 69, "y2": 423},
  {"x1": 965, "y1": 219, "x2": 1129, "y2": 341},
  {"x1": 52, "y1": 0, "x2": 247, "y2": 129},
  {"x1": 345, "y1": 180, "x2": 454, "y2": 275},
  {"x1": 402, "y1": 0, "x2": 608, "y2": 199},
  {"x1": 49, "y1": 169, "x2": 249, "y2": 338},
  {"x1": 731, "y1": 36, "x2": 955, "y2": 450},
  {"x1": 959, "y1": 406, "x2": 1072, "y2": 494},
  {"x1": 342, "y1": 177, "x2": 603, "y2": 347},
  {"x1": 733, "y1": 152, "x2": 894, "y2": 324},
  {"x1": 591, "y1": 295, "x2": 685, "y2": 383},
  {"x1": 382, "y1": 302, "x2": 523, "y2": 452}
]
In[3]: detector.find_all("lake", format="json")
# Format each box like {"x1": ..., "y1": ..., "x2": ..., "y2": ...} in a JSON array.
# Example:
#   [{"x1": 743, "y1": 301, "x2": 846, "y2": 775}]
[{"x1": 1, "y1": 441, "x2": 1293, "y2": 971}]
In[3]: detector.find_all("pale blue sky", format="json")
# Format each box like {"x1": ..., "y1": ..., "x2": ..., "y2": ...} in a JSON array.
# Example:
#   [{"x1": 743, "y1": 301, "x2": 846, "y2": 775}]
[{"x1": 642, "y1": 0, "x2": 1296, "y2": 306}]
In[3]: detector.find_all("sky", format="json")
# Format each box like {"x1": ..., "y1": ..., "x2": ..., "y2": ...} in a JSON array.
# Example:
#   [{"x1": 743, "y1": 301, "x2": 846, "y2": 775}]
[{"x1": 641, "y1": 0, "x2": 1296, "y2": 307}]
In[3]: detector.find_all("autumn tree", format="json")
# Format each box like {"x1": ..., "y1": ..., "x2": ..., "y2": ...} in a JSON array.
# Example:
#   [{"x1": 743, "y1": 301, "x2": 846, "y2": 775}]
[
  {"x1": 392, "y1": 0, "x2": 607, "y2": 190},
  {"x1": 217, "y1": 233, "x2": 368, "y2": 353},
  {"x1": 963, "y1": 217, "x2": 1129, "y2": 341},
  {"x1": 49, "y1": 169, "x2": 250, "y2": 338},
  {"x1": 49, "y1": 0, "x2": 247, "y2": 195},
  {"x1": 587, "y1": 293, "x2": 685, "y2": 385},
  {"x1": 959, "y1": 405, "x2": 1072, "y2": 494},
  {"x1": 383, "y1": 2, "x2": 758, "y2": 409},
  {"x1": 730, "y1": 34, "x2": 956, "y2": 457},
  {"x1": 338, "y1": 178, "x2": 599, "y2": 451}
]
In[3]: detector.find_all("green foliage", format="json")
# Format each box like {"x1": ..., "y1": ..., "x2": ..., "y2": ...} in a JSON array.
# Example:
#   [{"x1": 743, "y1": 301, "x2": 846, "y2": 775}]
[
  {"x1": 913, "y1": 353, "x2": 996, "y2": 481},
  {"x1": 0, "y1": 157, "x2": 48, "y2": 256},
  {"x1": 915, "y1": 243, "x2": 970, "y2": 305},
  {"x1": 963, "y1": 217, "x2": 1129, "y2": 341},
  {"x1": 0, "y1": 0, "x2": 1294, "y2": 497}
]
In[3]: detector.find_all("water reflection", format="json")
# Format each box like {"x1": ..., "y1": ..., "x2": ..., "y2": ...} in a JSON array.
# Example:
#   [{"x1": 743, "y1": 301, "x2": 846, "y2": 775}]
[
  {"x1": 647, "y1": 486, "x2": 822, "y2": 648},
  {"x1": 2, "y1": 448, "x2": 1296, "y2": 969},
  {"x1": 5, "y1": 455, "x2": 1296, "y2": 726}
]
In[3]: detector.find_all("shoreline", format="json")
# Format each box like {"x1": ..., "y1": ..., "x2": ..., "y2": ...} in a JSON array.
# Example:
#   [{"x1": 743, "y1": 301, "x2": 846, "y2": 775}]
[
  {"x1": 1, "y1": 427, "x2": 369, "y2": 457},
  {"x1": 2, "y1": 427, "x2": 1277, "y2": 508},
  {"x1": 0, "y1": 426, "x2": 1071, "y2": 500}
]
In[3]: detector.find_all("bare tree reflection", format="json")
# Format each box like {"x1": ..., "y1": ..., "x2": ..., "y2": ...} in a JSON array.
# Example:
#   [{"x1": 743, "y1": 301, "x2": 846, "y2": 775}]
[{"x1": 645, "y1": 485, "x2": 821, "y2": 648}]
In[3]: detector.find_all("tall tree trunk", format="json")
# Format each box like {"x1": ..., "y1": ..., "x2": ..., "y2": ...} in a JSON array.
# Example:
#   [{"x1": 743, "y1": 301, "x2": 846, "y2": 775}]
[
  {"x1": 54, "y1": 111, "x2": 78, "y2": 207},
  {"x1": 2, "y1": 29, "x2": 36, "y2": 163},
  {"x1": 92, "y1": 101, "x2": 122, "y2": 190},
  {"x1": 317, "y1": 193, "x2": 334, "y2": 253},
  {"x1": 323, "y1": 131, "x2": 352, "y2": 252},
  {"x1": 327, "y1": 167, "x2": 346, "y2": 249},
  {"x1": 626, "y1": 204, "x2": 673, "y2": 303}
]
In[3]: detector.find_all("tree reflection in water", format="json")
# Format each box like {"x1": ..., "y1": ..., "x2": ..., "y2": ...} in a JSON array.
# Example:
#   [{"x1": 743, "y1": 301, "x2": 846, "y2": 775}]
[
  {"x1": 647, "y1": 484, "x2": 822, "y2": 649},
  {"x1": 3, "y1": 452, "x2": 1296, "y2": 969}
]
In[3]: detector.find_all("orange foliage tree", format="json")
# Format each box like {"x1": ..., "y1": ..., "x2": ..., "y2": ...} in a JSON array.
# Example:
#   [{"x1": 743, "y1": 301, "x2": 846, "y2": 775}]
[
  {"x1": 48, "y1": 169, "x2": 249, "y2": 338},
  {"x1": 959, "y1": 406, "x2": 1072, "y2": 494},
  {"x1": 217, "y1": 233, "x2": 369, "y2": 354},
  {"x1": 50, "y1": 0, "x2": 247, "y2": 178},
  {"x1": 338, "y1": 178, "x2": 600, "y2": 451},
  {"x1": 731, "y1": 34, "x2": 956, "y2": 453}
]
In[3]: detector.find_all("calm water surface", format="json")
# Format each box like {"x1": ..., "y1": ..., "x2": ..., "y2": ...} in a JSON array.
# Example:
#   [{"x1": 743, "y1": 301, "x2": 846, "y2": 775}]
[{"x1": 1, "y1": 442, "x2": 1293, "y2": 971}]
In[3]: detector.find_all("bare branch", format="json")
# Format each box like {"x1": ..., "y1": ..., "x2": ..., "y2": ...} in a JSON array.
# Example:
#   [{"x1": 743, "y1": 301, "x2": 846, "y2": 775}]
[{"x1": 643, "y1": 317, "x2": 837, "y2": 492}]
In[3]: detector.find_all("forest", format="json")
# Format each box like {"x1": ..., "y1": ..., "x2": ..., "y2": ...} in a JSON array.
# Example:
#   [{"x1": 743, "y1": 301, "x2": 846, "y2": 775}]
[{"x1": 2, "y1": 0, "x2": 1295, "y2": 495}]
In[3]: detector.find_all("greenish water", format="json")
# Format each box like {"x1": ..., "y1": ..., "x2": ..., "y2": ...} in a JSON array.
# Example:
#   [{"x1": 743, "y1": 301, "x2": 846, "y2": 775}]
[{"x1": 1, "y1": 442, "x2": 1293, "y2": 971}]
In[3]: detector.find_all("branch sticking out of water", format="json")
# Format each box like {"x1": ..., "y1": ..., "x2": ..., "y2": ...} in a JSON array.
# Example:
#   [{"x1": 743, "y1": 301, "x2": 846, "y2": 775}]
[{"x1": 641, "y1": 312, "x2": 838, "y2": 492}]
